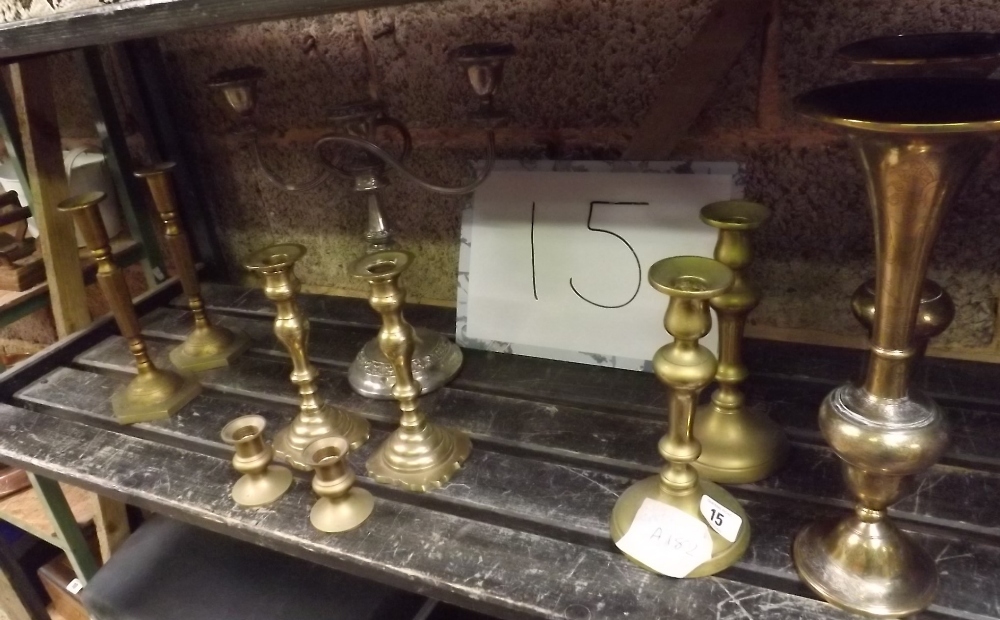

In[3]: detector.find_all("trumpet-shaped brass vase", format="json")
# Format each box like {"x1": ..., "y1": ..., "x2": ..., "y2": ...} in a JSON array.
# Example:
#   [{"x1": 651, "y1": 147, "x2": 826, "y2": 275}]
[
  {"x1": 694, "y1": 201, "x2": 788, "y2": 483},
  {"x1": 792, "y1": 79, "x2": 1000, "y2": 618},
  {"x1": 221, "y1": 415, "x2": 293, "y2": 507},
  {"x1": 350, "y1": 250, "x2": 471, "y2": 492},
  {"x1": 135, "y1": 163, "x2": 249, "y2": 372},
  {"x1": 59, "y1": 192, "x2": 201, "y2": 424},
  {"x1": 610, "y1": 256, "x2": 749, "y2": 577},
  {"x1": 304, "y1": 437, "x2": 374, "y2": 533},
  {"x1": 852, "y1": 278, "x2": 955, "y2": 363},
  {"x1": 245, "y1": 244, "x2": 370, "y2": 469}
]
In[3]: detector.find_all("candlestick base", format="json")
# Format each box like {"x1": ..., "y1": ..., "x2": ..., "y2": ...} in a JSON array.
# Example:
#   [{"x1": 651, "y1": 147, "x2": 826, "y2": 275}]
[
  {"x1": 693, "y1": 401, "x2": 788, "y2": 483},
  {"x1": 169, "y1": 325, "x2": 250, "y2": 373},
  {"x1": 366, "y1": 423, "x2": 471, "y2": 492},
  {"x1": 232, "y1": 465, "x2": 293, "y2": 507},
  {"x1": 794, "y1": 514, "x2": 938, "y2": 618},
  {"x1": 349, "y1": 329, "x2": 462, "y2": 399},
  {"x1": 272, "y1": 405, "x2": 371, "y2": 471},
  {"x1": 111, "y1": 369, "x2": 201, "y2": 424},
  {"x1": 609, "y1": 476, "x2": 749, "y2": 578},
  {"x1": 310, "y1": 488, "x2": 375, "y2": 533}
]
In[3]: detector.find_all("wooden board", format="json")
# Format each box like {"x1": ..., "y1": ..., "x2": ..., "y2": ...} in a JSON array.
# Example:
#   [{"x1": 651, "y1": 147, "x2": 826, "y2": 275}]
[
  {"x1": 0, "y1": 284, "x2": 998, "y2": 619},
  {"x1": 0, "y1": 483, "x2": 93, "y2": 544}
]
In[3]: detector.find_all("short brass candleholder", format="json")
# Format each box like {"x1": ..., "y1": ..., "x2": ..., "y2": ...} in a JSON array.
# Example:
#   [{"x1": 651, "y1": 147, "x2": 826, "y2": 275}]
[
  {"x1": 350, "y1": 250, "x2": 471, "y2": 492},
  {"x1": 610, "y1": 256, "x2": 749, "y2": 577},
  {"x1": 208, "y1": 42, "x2": 515, "y2": 400},
  {"x1": 221, "y1": 414, "x2": 293, "y2": 507},
  {"x1": 245, "y1": 243, "x2": 370, "y2": 469},
  {"x1": 303, "y1": 437, "x2": 374, "y2": 533},
  {"x1": 59, "y1": 192, "x2": 201, "y2": 424},
  {"x1": 792, "y1": 78, "x2": 1000, "y2": 618},
  {"x1": 694, "y1": 200, "x2": 787, "y2": 484},
  {"x1": 135, "y1": 162, "x2": 250, "y2": 372}
]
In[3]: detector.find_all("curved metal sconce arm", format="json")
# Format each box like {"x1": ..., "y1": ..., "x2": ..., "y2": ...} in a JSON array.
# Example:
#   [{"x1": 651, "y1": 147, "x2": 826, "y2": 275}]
[
  {"x1": 313, "y1": 130, "x2": 496, "y2": 196},
  {"x1": 249, "y1": 133, "x2": 336, "y2": 193}
]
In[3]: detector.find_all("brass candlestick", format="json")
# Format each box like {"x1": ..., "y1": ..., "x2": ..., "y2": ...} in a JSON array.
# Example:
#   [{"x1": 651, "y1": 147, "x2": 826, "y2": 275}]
[
  {"x1": 59, "y1": 192, "x2": 201, "y2": 424},
  {"x1": 135, "y1": 162, "x2": 250, "y2": 372},
  {"x1": 610, "y1": 256, "x2": 749, "y2": 577},
  {"x1": 792, "y1": 79, "x2": 1000, "y2": 617},
  {"x1": 303, "y1": 437, "x2": 374, "y2": 533},
  {"x1": 694, "y1": 201, "x2": 787, "y2": 483},
  {"x1": 350, "y1": 250, "x2": 471, "y2": 492},
  {"x1": 221, "y1": 415, "x2": 293, "y2": 507},
  {"x1": 245, "y1": 243, "x2": 370, "y2": 470}
]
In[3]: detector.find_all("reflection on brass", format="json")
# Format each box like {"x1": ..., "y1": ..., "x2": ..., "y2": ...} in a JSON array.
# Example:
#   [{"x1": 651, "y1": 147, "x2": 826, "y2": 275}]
[
  {"x1": 303, "y1": 437, "x2": 374, "y2": 533},
  {"x1": 838, "y1": 32, "x2": 1000, "y2": 78},
  {"x1": 350, "y1": 250, "x2": 471, "y2": 492},
  {"x1": 59, "y1": 192, "x2": 201, "y2": 424},
  {"x1": 852, "y1": 278, "x2": 955, "y2": 364},
  {"x1": 610, "y1": 256, "x2": 749, "y2": 577},
  {"x1": 135, "y1": 163, "x2": 250, "y2": 372},
  {"x1": 245, "y1": 244, "x2": 370, "y2": 470},
  {"x1": 791, "y1": 79, "x2": 1000, "y2": 617},
  {"x1": 221, "y1": 414, "x2": 292, "y2": 507},
  {"x1": 694, "y1": 201, "x2": 788, "y2": 483}
]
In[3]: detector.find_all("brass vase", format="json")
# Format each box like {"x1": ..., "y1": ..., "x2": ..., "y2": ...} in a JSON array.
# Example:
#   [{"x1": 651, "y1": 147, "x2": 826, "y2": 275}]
[
  {"x1": 694, "y1": 200, "x2": 788, "y2": 483},
  {"x1": 350, "y1": 250, "x2": 471, "y2": 492},
  {"x1": 59, "y1": 192, "x2": 201, "y2": 424},
  {"x1": 610, "y1": 256, "x2": 750, "y2": 577},
  {"x1": 791, "y1": 78, "x2": 1000, "y2": 617},
  {"x1": 245, "y1": 243, "x2": 370, "y2": 469},
  {"x1": 839, "y1": 32, "x2": 1000, "y2": 360}
]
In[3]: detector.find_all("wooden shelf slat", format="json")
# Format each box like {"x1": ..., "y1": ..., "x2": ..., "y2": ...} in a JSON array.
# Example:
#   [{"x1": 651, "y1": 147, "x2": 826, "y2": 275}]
[{"x1": 0, "y1": 483, "x2": 93, "y2": 545}]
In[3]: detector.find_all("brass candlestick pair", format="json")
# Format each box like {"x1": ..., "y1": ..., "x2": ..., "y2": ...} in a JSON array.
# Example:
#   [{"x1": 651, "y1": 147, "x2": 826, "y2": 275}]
[
  {"x1": 693, "y1": 201, "x2": 787, "y2": 483},
  {"x1": 244, "y1": 244, "x2": 370, "y2": 470},
  {"x1": 791, "y1": 78, "x2": 1000, "y2": 618},
  {"x1": 221, "y1": 415, "x2": 373, "y2": 532},
  {"x1": 611, "y1": 256, "x2": 749, "y2": 577},
  {"x1": 209, "y1": 42, "x2": 515, "y2": 401}
]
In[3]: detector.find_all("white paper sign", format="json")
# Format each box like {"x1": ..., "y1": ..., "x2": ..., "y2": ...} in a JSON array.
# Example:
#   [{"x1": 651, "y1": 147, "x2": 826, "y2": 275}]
[
  {"x1": 615, "y1": 498, "x2": 713, "y2": 578},
  {"x1": 458, "y1": 161, "x2": 739, "y2": 371},
  {"x1": 700, "y1": 495, "x2": 743, "y2": 543},
  {"x1": 66, "y1": 578, "x2": 84, "y2": 595}
]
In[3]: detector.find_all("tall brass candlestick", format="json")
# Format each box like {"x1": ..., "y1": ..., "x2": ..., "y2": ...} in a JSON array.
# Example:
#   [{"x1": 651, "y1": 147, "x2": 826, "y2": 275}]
[
  {"x1": 350, "y1": 250, "x2": 470, "y2": 491},
  {"x1": 610, "y1": 256, "x2": 749, "y2": 577},
  {"x1": 135, "y1": 162, "x2": 249, "y2": 372},
  {"x1": 792, "y1": 79, "x2": 1000, "y2": 617},
  {"x1": 245, "y1": 243, "x2": 370, "y2": 469},
  {"x1": 694, "y1": 201, "x2": 787, "y2": 483},
  {"x1": 59, "y1": 192, "x2": 201, "y2": 423}
]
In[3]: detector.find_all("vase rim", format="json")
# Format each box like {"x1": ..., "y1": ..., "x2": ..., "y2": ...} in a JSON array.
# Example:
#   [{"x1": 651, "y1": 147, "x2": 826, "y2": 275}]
[
  {"x1": 795, "y1": 79, "x2": 1000, "y2": 133},
  {"x1": 838, "y1": 32, "x2": 1000, "y2": 66}
]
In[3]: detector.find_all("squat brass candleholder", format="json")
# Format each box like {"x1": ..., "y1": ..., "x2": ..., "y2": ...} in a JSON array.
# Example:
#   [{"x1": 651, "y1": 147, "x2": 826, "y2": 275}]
[
  {"x1": 610, "y1": 256, "x2": 749, "y2": 577},
  {"x1": 245, "y1": 243, "x2": 370, "y2": 469},
  {"x1": 221, "y1": 414, "x2": 293, "y2": 507},
  {"x1": 303, "y1": 437, "x2": 374, "y2": 533},
  {"x1": 792, "y1": 78, "x2": 1000, "y2": 618},
  {"x1": 350, "y1": 250, "x2": 471, "y2": 492},
  {"x1": 209, "y1": 42, "x2": 515, "y2": 401},
  {"x1": 135, "y1": 162, "x2": 250, "y2": 372},
  {"x1": 694, "y1": 201, "x2": 787, "y2": 483},
  {"x1": 59, "y1": 192, "x2": 201, "y2": 424}
]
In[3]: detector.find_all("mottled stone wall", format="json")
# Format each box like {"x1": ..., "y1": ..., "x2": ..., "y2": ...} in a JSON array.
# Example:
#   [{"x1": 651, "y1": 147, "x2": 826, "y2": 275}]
[{"x1": 8, "y1": 0, "x2": 1000, "y2": 358}]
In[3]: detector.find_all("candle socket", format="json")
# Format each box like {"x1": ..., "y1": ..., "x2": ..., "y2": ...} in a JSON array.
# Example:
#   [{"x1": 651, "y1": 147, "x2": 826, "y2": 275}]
[
  {"x1": 221, "y1": 415, "x2": 292, "y2": 507},
  {"x1": 694, "y1": 201, "x2": 788, "y2": 484},
  {"x1": 303, "y1": 437, "x2": 374, "y2": 533},
  {"x1": 610, "y1": 256, "x2": 749, "y2": 577},
  {"x1": 350, "y1": 250, "x2": 471, "y2": 492},
  {"x1": 135, "y1": 162, "x2": 249, "y2": 372},
  {"x1": 245, "y1": 243, "x2": 370, "y2": 470},
  {"x1": 789, "y1": 78, "x2": 1000, "y2": 617},
  {"x1": 59, "y1": 192, "x2": 201, "y2": 424}
]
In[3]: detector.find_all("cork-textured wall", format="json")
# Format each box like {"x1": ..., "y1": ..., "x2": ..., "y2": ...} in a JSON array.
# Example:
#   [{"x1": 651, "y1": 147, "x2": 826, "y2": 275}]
[{"x1": 8, "y1": 0, "x2": 1000, "y2": 358}]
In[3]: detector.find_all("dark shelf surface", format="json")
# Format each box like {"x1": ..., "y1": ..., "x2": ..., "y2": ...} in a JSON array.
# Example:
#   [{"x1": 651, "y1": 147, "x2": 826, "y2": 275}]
[
  {"x1": 0, "y1": 281, "x2": 997, "y2": 620},
  {"x1": 0, "y1": 0, "x2": 438, "y2": 60}
]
